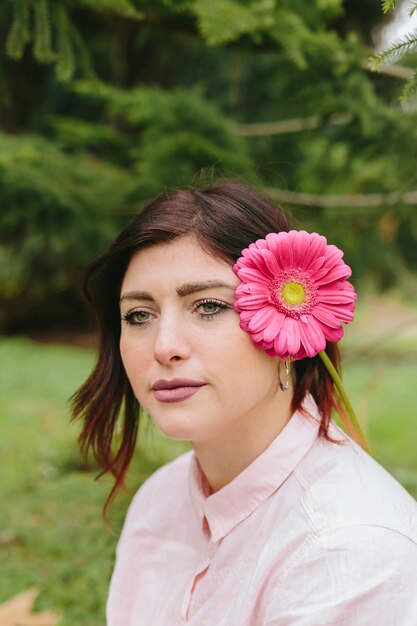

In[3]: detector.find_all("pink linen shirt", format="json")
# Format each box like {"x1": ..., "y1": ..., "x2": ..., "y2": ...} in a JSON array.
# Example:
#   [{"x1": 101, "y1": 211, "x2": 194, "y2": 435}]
[{"x1": 107, "y1": 401, "x2": 417, "y2": 625}]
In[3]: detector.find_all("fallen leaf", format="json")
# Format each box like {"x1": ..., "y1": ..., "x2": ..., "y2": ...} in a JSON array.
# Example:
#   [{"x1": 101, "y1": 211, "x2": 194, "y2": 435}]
[{"x1": 0, "y1": 589, "x2": 60, "y2": 626}]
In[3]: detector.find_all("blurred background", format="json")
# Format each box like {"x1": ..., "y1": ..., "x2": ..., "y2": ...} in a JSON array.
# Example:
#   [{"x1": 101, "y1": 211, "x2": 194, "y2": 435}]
[{"x1": 0, "y1": 0, "x2": 417, "y2": 624}]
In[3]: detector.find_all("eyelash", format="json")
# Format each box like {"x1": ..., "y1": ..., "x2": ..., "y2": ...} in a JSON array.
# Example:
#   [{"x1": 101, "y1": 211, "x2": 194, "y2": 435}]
[
  {"x1": 122, "y1": 299, "x2": 230, "y2": 327},
  {"x1": 122, "y1": 310, "x2": 152, "y2": 326},
  {"x1": 195, "y1": 299, "x2": 229, "y2": 320}
]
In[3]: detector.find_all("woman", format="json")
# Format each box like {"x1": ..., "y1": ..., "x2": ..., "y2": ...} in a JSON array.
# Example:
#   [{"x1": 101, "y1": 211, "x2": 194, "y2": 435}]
[{"x1": 73, "y1": 181, "x2": 417, "y2": 625}]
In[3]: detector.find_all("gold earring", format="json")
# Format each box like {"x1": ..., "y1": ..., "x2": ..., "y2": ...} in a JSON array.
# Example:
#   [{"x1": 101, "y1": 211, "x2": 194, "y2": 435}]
[{"x1": 278, "y1": 360, "x2": 290, "y2": 391}]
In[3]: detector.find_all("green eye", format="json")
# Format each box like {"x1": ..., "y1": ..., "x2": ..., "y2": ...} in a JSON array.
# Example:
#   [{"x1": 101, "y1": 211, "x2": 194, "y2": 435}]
[
  {"x1": 123, "y1": 310, "x2": 150, "y2": 326},
  {"x1": 133, "y1": 311, "x2": 150, "y2": 321},
  {"x1": 196, "y1": 299, "x2": 229, "y2": 319},
  {"x1": 201, "y1": 302, "x2": 219, "y2": 314}
]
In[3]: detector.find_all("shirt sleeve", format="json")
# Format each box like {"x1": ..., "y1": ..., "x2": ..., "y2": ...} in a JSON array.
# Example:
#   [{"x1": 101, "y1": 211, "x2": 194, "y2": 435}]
[{"x1": 264, "y1": 525, "x2": 417, "y2": 626}]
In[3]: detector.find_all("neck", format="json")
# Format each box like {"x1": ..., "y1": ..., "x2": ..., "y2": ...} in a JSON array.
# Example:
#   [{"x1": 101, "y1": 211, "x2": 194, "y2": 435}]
[{"x1": 192, "y1": 386, "x2": 294, "y2": 493}]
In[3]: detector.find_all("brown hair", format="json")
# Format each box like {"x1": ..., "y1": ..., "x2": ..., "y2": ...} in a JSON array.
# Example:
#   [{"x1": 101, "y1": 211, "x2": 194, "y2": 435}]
[{"x1": 72, "y1": 180, "x2": 352, "y2": 511}]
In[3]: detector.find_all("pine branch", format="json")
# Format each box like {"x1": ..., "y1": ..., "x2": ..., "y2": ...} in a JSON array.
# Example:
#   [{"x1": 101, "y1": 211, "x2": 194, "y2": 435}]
[
  {"x1": 365, "y1": 59, "x2": 414, "y2": 80},
  {"x1": 271, "y1": 10, "x2": 310, "y2": 70},
  {"x1": 70, "y1": 26, "x2": 98, "y2": 81},
  {"x1": 6, "y1": 0, "x2": 31, "y2": 59},
  {"x1": 400, "y1": 69, "x2": 417, "y2": 103},
  {"x1": 235, "y1": 113, "x2": 352, "y2": 136},
  {"x1": 382, "y1": 0, "x2": 398, "y2": 13},
  {"x1": 55, "y1": 5, "x2": 75, "y2": 81},
  {"x1": 410, "y1": 3, "x2": 417, "y2": 17},
  {"x1": 33, "y1": 0, "x2": 56, "y2": 63},
  {"x1": 370, "y1": 31, "x2": 417, "y2": 68}
]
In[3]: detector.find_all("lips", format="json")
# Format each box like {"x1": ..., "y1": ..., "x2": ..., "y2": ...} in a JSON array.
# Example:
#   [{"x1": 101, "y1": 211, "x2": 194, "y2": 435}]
[{"x1": 151, "y1": 378, "x2": 207, "y2": 403}]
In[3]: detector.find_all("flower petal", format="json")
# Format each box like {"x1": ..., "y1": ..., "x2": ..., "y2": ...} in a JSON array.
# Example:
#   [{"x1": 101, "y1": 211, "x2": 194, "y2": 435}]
[
  {"x1": 278, "y1": 235, "x2": 294, "y2": 269},
  {"x1": 307, "y1": 256, "x2": 326, "y2": 274},
  {"x1": 246, "y1": 248, "x2": 273, "y2": 277},
  {"x1": 318, "y1": 302, "x2": 355, "y2": 323},
  {"x1": 263, "y1": 311, "x2": 286, "y2": 343},
  {"x1": 298, "y1": 321, "x2": 318, "y2": 358},
  {"x1": 251, "y1": 330, "x2": 267, "y2": 344},
  {"x1": 235, "y1": 282, "x2": 270, "y2": 297},
  {"x1": 299, "y1": 315, "x2": 326, "y2": 357},
  {"x1": 289, "y1": 230, "x2": 311, "y2": 268},
  {"x1": 324, "y1": 244, "x2": 344, "y2": 268},
  {"x1": 254, "y1": 238, "x2": 268, "y2": 249},
  {"x1": 312, "y1": 306, "x2": 342, "y2": 329},
  {"x1": 302, "y1": 234, "x2": 327, "y2": 271},
  {"x1": 248, "y1": 306, "x2": 276, "y2": 332},
  {"x1": 324, "y1": 324, "x2": 344, "y2": 343},
  {"x1": 273, "y1": 321, "x2": 289, "y2": 357},
  {"x1": 237, "y1": 267, "x2": 270, "y2": 285},
  {"x1": 264, "y1": 233, "x2": 285, "y2": 271},
  {"x1": 286, "y1": 317, "x2": 301, "y2": 356},
  {"x1": 235, "y1": 293, "x2": 270, "y2": 309},
  {"x1": 318, "y1": 292, "x2": 356, "y2": 305},
  {"x1": 266, "y1": 231, "x2": 295, "y2": 265},
  {"x1": 315, "y1": 263, "x2": 352, "y2": 286},
  {"x1": 261, "y1": 249, "x2": 282, "y2": 276},
  {"x1": 319, "y1": 281, "x2": 355, "y2": 296}
]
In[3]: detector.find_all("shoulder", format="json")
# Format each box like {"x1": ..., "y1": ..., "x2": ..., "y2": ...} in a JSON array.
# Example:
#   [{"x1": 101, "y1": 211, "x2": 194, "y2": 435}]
[
  {"x1": 264, "y1": 522, "x2": 417, "y2": 624},
  {"x1": 265, "y1": 431, "x2": 417, "y2": 623},
  {"x1": 295, "y1": 426, "x2": 417, "y2": 543}
]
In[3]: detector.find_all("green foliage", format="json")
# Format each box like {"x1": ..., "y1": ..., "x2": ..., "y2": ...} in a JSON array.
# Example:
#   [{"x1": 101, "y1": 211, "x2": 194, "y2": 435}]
[
  {"x1": 2, "y1": 0, "x2": 350, "y2": 79},
  {"x1": 4, "y1": 0, "x2": 143, "y2": 80},
  {"x1": 382, "y1": 0, "x2": 397, "y2": 13},
  {"x1": 33, "y1": 0, "x2": 55, "y2": 63},
  {"x1": 400, "y1": 68, "x2": 417, "y2": 102},
  {"x1": 194, "y1": 0, "x2": 276, "y2": 46},
  {"x1": 75, "y1": 0, "x2": 144, "y2": 18},
  {"x1": 371, "y1": 30, "x2": 417, "y2": 68},
  {"x1": 0, "y1": 0, "x2": 416, "y2": 329},
  {"x1": 5, "y1": 0, "x2": 31, "y2": 59},
  {"x1": 0, "y1": 82, "x2": 253, "y2": 328},
  {"x1": 68, "y1": 82, "x2": 253, "y2": 194},
  {"x1": 0, "y1": 133, "x2": 135, "y2": 306},
  {"x1": 55, "y1": 5, "x2": 76, "y2": 81}
]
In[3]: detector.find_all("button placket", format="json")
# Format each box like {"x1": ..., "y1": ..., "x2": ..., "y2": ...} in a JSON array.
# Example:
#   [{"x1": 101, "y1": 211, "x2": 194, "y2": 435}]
[{"x1": 182, "y1": 513, "x2": 223, "y2": 621}]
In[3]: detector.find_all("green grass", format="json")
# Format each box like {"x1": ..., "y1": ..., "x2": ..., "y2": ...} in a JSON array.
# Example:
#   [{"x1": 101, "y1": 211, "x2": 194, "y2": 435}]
[{"x1": 0, "y1": 332, "x2": 416, "y2": 624}]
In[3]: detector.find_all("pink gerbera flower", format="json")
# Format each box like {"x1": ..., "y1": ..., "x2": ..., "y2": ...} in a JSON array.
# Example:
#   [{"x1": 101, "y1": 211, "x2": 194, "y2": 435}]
[{"x1": 233, "y1": 230, "x2": 357, "y2": 360}]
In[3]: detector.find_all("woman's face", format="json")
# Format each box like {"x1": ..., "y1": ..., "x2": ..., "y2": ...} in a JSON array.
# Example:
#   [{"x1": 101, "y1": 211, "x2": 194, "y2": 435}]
[{"x1": 119, "y1": 236, "x2": 282, "y2": 444}]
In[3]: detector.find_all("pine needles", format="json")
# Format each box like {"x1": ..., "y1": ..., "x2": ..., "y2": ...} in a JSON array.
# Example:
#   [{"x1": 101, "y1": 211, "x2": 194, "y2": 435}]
[
  {"x1": 4, "y1": 0, "x2": 143, "y2": 80},
  {"x1": 370, "y1": 0, "x2": 417, "y2": 101}
]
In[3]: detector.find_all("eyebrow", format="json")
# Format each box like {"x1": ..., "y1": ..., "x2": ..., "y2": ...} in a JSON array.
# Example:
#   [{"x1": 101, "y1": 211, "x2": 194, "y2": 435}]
[{"x1": 119, "y1": 280, "x2": 237, "y2": 303}]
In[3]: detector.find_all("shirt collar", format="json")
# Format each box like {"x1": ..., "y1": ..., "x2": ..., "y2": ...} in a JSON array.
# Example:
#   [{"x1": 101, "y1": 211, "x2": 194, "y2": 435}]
[{"x1": 188, "y1": 397, "x2": 320, "y2": 543}]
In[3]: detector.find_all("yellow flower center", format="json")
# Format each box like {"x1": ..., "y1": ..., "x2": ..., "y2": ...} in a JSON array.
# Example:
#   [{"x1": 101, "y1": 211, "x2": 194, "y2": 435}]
[{"x1": 281, "y1": 281, "x2": 306, "y2": 306}]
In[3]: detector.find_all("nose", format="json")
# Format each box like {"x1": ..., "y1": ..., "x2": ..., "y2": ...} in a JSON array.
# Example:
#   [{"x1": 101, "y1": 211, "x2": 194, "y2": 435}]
[{"x1": 153, "y1": 311, "x2": 191, "y2": 366}]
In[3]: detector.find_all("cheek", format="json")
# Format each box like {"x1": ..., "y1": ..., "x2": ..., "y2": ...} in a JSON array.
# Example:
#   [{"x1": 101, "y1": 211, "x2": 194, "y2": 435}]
[
  {"x1": 225, "y1": 325, "x2": 271, "y2": 365},
  {"x1": 219, "y1": 326, "x2": 279, "y2": 384},
  {"x1": 119, "y1": 334, "x2": 148, "y2": 387}
]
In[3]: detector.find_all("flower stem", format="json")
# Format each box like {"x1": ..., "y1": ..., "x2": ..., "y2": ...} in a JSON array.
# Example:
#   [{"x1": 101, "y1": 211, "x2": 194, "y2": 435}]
[{"x1": 318, "y1": 350, "x2": 367, "y2": 447}]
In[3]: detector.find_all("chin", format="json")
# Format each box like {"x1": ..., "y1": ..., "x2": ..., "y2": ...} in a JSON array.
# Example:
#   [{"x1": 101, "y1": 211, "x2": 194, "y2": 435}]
[
  {"x1": 153, "y1": 414, "x2": 218, "y2": 444},
  {"x1": 150, "y1": 412, "x2": 198, "y2": 442}
]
